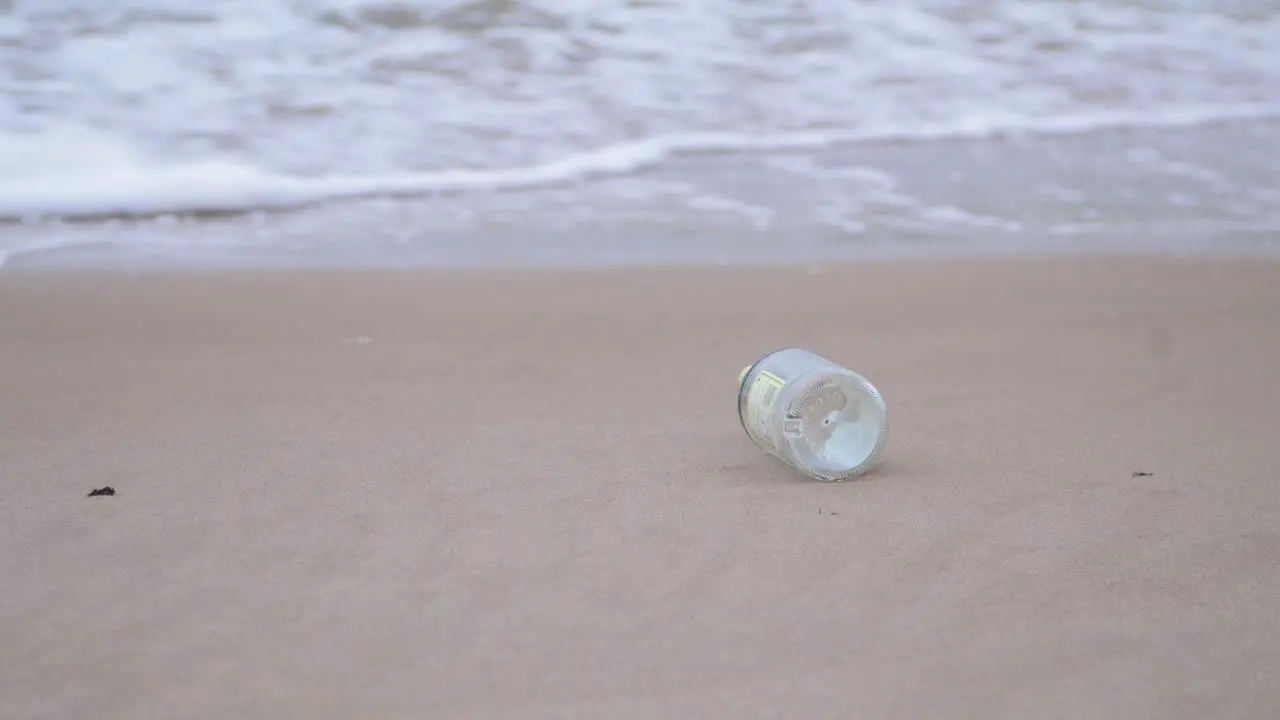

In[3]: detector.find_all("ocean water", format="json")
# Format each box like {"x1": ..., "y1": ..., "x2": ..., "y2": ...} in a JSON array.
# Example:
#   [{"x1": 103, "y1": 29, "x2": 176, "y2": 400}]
[{"x1": 2, "y1": 0, "x2": 1279, "y2": 266}]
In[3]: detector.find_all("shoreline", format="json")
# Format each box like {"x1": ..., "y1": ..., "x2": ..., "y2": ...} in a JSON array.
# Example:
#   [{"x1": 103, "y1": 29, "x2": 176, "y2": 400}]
[
  {"x1": 3, "y1": 229, "x2": 1278, "y2": 274},
  {"x1": 4, "y1": 116, "x2": 1278, "y2": 272}
]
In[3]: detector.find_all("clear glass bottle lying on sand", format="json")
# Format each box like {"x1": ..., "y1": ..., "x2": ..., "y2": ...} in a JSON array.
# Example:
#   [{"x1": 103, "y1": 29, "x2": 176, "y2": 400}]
[{"x1": 737, "y1": 348, "x2": 888, "y2": 482}]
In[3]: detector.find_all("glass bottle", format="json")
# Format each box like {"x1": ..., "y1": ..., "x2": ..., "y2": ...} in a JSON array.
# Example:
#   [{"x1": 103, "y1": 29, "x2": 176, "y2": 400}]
[{"x1": 738, "y1": 348, "x2": 888, "y2": 481}]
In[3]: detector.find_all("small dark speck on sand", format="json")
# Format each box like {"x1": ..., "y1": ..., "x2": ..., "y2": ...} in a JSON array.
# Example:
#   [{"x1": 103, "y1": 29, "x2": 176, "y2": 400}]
[
  {"x1": 87, "y1": 487, "x2": 116, "y2": 497},
  {"x1": 1132, "y1": 471, "x2": 1153, "y2": 477}
]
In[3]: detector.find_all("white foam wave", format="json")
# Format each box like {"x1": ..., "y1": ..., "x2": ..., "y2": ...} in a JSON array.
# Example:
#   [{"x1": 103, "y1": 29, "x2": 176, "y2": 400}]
[{"x1": 2, "y1": 104, "x2": 1277, "y2": 221}]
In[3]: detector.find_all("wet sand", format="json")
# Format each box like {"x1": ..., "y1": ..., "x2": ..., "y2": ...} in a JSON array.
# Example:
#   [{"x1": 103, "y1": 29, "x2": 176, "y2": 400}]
[{"x1": 2, "y1": 255, "x2": 1278, "y2": 718}]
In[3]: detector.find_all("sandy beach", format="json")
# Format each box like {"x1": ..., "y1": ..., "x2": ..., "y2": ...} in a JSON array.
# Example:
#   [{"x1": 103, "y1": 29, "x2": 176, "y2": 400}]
[{"x1": 2, "y1": 255, "x2": 1279, "y2": 719}]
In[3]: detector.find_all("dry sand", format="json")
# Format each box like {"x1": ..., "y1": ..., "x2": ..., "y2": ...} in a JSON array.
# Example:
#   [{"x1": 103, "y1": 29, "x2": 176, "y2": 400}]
[{"x1": 2, "y1": 255, "x2": 1278, "y2": 719}]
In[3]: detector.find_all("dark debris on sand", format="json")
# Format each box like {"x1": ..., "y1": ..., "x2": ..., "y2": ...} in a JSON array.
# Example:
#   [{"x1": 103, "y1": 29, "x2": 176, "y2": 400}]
[{"x1": 87, "y1": 486, "x2": 116, "y2": 497}]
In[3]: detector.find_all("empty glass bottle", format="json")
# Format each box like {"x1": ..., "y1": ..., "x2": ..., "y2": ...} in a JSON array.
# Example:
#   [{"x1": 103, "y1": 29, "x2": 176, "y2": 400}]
[{"x1": 738, "y1": 348, "x2": 888, "y2": 482}]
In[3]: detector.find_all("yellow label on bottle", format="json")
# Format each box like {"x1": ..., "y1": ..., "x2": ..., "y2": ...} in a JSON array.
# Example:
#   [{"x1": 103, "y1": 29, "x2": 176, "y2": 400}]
[{"x1": 744, "y1": 370, "x2": 785, "y2": 449}]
